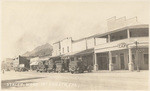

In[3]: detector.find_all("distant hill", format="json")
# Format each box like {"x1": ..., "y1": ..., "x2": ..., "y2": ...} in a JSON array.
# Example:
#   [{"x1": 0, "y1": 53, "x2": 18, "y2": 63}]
[{"x1": 22, "y1": 43, "x2": 53, "y2": 58}]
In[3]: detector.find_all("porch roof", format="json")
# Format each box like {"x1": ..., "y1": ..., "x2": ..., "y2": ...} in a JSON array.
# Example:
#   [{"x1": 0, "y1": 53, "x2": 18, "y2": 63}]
[
  {"x1": 63, "y1": 48, "x2": 94, "y2": 57},
  {"x1": 30, "y1": 61, "x2": 39, "y2": 65},
  {"x1": 49, "y1": 54, "x2": 64, "y2": 59},
  {"x1": 92, "y1": 24, "x2": 148, "y2": 38}
]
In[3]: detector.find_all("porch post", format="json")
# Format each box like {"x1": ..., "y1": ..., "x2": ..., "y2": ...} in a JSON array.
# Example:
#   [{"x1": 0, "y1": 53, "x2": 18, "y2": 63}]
[
  {"x1": 94, "y1": 37, "x2": 96, "y2": 46},
  {"x1": 94, "y1": 53, "x2": 98, "y2": 71},
  {"x1": 108, "y1": 34, "x2": 110, "y2": 43},
  {"x1": 128, "y1": 48, "x2": 134, "y2": 71},
  {"x1": 109, "y1": 51, "x2": 113, "y2": 71},
  {"x1": 127, "y1": 29, "x2": 130, "y2": 38}
]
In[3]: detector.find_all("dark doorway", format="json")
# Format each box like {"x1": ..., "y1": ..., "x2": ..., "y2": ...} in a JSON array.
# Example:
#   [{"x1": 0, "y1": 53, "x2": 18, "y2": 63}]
[
  {"x1": 65, "y1": 59, "x2": 70, "y2": 71},
  {"x1": 82, "y1": 54, "x2": 93, "y2": 66},
  {"x1": 120, "y1": 53, "x2": 125, "y2": 69},
  {"x1": 97, "y1": 53, "x2": 109, "y2": 70}
]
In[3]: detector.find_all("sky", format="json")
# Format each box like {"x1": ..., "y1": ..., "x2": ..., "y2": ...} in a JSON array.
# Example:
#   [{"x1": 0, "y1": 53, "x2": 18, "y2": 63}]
[{"x1": 1, "y1": 1, "x2": 149, "y2": 60}]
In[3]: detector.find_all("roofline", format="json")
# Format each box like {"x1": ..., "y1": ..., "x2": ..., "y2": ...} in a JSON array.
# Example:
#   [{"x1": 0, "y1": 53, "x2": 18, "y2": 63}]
[
  {"x1": 53, "y1": 24, "x2": 149, "y2": 44},
  {"x1": 107, "y1": 16, "x2": 116, "y2": 20},
  {"x1": 60, "y1": 37, "x2": 72, "y2": 42},
  {"x1": 72, "y1": 38, "x2": 86, "y2": 43},
  {"x1": 72, "y1": 34, "x2": 97, "y2": 43},
  {"x1": 53, "y1": 41, "x2": 60, "y2": 44},
  {"x1": 53, "y1": 37, "x2": 72, "y2": 44},
  {"x1": 92, "y1": 24, "x2": 149, "y2": 38},
  {"x1": 115, "y1": 16, "x2": 126, "y2": 21}
]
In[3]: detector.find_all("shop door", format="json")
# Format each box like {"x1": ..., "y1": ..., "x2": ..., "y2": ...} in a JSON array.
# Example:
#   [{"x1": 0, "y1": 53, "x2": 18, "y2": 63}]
[
  {"x1": 98, "y1": 57, "x2": 108, "y2": 70},
  {"x1": 120, "y1": 54, "x2": 125, "y2": 69},
  {"x1": 64, "y1": 59, "x2": 70, "y2": 71}
]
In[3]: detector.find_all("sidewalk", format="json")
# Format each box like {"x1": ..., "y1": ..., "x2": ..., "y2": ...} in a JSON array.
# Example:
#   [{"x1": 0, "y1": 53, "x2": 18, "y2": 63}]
[{"x1": 91, "y1": 70, "x2": 149, "y2": 73}]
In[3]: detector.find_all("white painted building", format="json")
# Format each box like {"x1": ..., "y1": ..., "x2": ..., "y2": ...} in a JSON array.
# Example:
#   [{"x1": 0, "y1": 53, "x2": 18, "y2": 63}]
[
  {"x1": 52, "y1": 41, "x2": 61, "y2": 56},
  {"x1": 52, "y1": 36, "x2": 106, "y2": 56},
  {"x1": 51, "y1": 17, "x2": 149, "y2": 71},
  {"x1": 94, "y1": 24, "x2": 149, "y2": 71},
  {"x1": 60, "y1": 37, "x2": 72, "y2": 54},
  {"x1": 51, "y1": 33, "x2": 107, "y2": 69},
  {"x1": 93, "y1": 17, "x2": 149, "y2": 71}
]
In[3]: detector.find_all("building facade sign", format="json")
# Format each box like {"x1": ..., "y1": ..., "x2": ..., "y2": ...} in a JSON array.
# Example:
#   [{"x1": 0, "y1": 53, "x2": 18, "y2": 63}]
[{"x1": 117, "y1": 43, "x2": 127, "y2": 48}]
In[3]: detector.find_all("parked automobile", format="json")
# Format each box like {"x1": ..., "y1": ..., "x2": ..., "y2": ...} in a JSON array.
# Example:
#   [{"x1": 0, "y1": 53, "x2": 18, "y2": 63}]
[
  {"x1": 56, "y1": 63, "x2": 63, "y2": 73},
  {"x1": 14, "y1": 67, "x2": 20, "y2": 72},
  {"x1": 69, "y1": 59, "x2": 92, "y2": 74},
  {"x1": 6, "y1": 68, "x2": 10, "y2": 71},
  {"x1": 69, "y1": 60, "x2": 84, "y2": 74},
  {"x1": 87, "y1": 65, "x2": 93, "y2": 72},
  {"x1": 55, "y1": 60, "x2": 70, "y2": 73},
  {"x1": 19, "y1": 67, "x2": 29, "y2": 72},
  {"x1": 37, "y1": 66, "x2": 47, "y2": 73},
  {"x1": 47, "y1": 63, "x2": 54, "y2": 73},
  {"x1": 47, "y1": 60, "x2": 55, "y2": 73},
  {"x1": 36, "y1": 61, "x2": 48, "y2": 73},
  {"x1": 14, "y1": 67, "x2": 29, "y2": 72}
]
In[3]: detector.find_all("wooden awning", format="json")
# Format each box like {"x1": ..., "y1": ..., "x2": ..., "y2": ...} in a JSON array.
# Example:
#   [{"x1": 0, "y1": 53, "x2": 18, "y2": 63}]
[{"x1": 63, "y1": 48, "x2": 94, "y2": 58}]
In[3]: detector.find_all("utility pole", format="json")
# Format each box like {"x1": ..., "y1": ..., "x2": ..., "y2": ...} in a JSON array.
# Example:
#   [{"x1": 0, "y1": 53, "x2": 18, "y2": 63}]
[{"x1": 135, "y1": 41, "x2": 140, "y2": 72}]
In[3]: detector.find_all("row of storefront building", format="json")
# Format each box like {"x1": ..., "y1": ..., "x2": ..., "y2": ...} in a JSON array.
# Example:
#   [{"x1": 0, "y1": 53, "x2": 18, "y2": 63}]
[
  {"x1": 6, "y1": 17, "x2": 148, "y2": 72},
  {"x1": 50, "y1": 17, "x2": 149, "y2": 71}
]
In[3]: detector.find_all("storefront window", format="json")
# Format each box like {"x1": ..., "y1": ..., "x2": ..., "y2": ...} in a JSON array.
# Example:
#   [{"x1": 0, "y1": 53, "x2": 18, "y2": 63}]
[
  {"x1": 112, "y1": 57, "x2": 116, "y2": 64},
  {"x1": 144, "y1": 54, "x2": 148, "y2": 64},
  {"x1": 110, "y1": 30, "x2": 127, "y2": 42},
  {"x1": 132, "y1": 54, "x2": 135, "y2": 64},
  {"x1": 67, "y1": 46, "x2": 69, "y2": 52},
  {"x1": 62, "y1": 48, "x2": 64, "y2": 53},
  {"x1": 130, "y1": 28, "x2": 148, "y2": 37}
]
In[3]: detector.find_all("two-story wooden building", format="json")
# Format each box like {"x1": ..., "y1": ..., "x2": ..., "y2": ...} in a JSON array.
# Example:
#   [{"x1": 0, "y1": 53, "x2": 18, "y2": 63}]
[
  {"x1": 93, "y1": 17, "x2": 149, "y2": 71},
  {"x1": 93, "y1": 24, "x2": 149, "y2": 71},
  {"x1": 51, "y1": 36, "x2": 105, "y2": 69},
  {"x1": 51, "y1": 17, "x2": 149, "y2": 71}
]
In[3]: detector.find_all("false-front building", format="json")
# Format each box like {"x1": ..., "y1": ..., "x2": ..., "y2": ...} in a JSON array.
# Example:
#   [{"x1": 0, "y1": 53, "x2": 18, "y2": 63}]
[
  {"x1": 51, "y1": 37, "x2": 106, "y2": 69},
  {"x1": 51, "y1": 17, "x2": 149, "y2": 71}
]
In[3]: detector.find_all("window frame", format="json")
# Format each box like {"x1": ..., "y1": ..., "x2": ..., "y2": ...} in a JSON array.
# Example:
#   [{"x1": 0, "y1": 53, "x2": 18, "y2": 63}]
[
  {"x1": 67, "y1": 46, "x2": 69, "y2": 52},
  {"x1": 62, "y1": 48, "x2": 64, "y2": 53},
  {"x1": 143, "y1": 54, "x2": 148, "y2": 64},
  {"x1": 112, "y1": 56, "x2": 116, "y2": 64}
]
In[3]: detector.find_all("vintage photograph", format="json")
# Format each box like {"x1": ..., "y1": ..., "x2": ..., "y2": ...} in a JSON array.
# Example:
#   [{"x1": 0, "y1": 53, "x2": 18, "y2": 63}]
[{"x1": 1, "y1": 0, "x2": 149, "y2": 90}]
